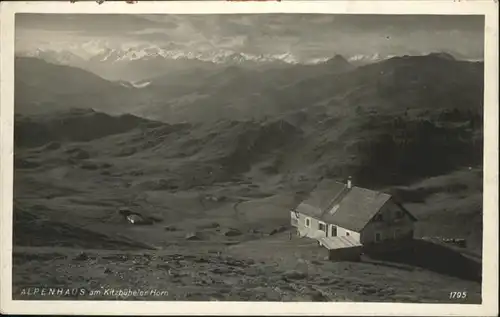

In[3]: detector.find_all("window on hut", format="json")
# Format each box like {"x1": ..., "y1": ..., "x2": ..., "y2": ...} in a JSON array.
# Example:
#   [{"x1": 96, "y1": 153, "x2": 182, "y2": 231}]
[
  {"x1": 394, "y1": 229, "x2": 401, "y2": 238},
  {"x1": 318, "y1": 222, "x2": 326, "y2": 232},
  {"x1": 331, "y1": 225, "x2": 337, "y2": 236}
]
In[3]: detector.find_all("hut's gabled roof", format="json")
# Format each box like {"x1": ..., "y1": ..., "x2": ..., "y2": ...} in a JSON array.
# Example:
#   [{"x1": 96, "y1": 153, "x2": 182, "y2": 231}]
[
  {"x1": 294, "y1": 181, "x2": 346, "y2": 218},
  {"x1": 294, "y1": 180, "x2": 407, "y2": 232}
]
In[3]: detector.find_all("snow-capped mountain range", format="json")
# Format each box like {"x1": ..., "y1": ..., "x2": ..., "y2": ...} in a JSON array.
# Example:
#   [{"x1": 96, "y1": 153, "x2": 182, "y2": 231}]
[
  {"x1": 18, "y1": 41, "x2": 475, "y2": 83},
  {"x1": 16, "y1": 42, "x2": 392, "y2": 82},
  {"x1": 18, "y1": 44, "x2": 364, "y2": 66}
]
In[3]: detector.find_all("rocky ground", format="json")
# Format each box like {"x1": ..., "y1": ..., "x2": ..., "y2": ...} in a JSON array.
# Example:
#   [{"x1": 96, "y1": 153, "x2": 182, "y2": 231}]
[{"x1": 13, "y1": 231, "x2": 481, "y2": 303}]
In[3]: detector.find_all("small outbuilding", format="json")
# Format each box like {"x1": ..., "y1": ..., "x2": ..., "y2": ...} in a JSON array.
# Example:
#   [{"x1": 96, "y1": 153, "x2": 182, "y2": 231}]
[
  {"x1": 119, "y1": 207, "x2": 151, "y2": 225},
  {"x1": 222, "y1": 228, "x2": 242, "y2": 237},
  {"x1": 319, "y1": 235, "x2": 363, "y2": 261},
  {"x1": 185, "y1": 232, "x2": 204, "y2": 240},
  {"x1": 126, "y1": 214, "x2": 147, "y2": 225}
]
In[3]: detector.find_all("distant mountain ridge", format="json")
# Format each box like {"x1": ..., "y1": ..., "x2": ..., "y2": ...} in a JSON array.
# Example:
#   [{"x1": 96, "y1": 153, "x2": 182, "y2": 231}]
[
  {"x1": 14, "y1": 53, "x2": 483, "y2": 125},
  {"x1": 136, "y1": 52, "x2": 483, "y2": 123}
]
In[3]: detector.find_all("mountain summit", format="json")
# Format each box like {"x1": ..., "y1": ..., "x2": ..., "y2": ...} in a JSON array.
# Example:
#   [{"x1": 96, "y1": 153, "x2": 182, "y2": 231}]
[
  {"x1": 426, "y1": 52, "x2": 457, "y2": 61},
  {"x1": 324, "y1": 54, "x2": 355, "y2": 71}
]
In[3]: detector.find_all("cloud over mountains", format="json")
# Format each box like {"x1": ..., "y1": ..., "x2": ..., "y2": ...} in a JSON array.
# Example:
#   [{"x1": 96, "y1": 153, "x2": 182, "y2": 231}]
[{"x1": 16, "y1": 14, "x2": 484, "y2": 64}]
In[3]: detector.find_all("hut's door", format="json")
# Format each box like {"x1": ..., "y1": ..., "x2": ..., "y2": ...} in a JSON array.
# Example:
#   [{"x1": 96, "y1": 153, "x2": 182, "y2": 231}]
[{"x1": 331, "y1": 225, "x2": 337, "y2": 237}]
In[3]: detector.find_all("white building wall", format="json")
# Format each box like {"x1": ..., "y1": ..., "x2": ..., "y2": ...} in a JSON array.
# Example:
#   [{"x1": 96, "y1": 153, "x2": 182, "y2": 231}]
[
  {"x1": 291, "y1": 211, "x2": 362, "y2": 242},
  {"x1": 333, "y1": 225, "x2": 361, "y2": 242}
]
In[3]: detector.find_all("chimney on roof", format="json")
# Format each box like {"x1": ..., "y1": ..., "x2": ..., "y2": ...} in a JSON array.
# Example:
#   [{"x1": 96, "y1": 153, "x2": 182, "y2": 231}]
[{"x1": 347, "y1": 176, "x2": 352, "y2": 189}]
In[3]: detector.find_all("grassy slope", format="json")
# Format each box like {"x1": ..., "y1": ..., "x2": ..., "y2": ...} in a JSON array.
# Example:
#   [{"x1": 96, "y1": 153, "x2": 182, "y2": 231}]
[
  {"x1": 390, "y1": 168, "x2": 483, "y2": 254},
  {"x1": 12, "y1": 110, "x2": 483, "y2": 302}
]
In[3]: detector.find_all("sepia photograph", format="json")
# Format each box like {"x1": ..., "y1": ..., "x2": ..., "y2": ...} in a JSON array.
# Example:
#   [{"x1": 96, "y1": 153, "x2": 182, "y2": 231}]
[{"x1": 0, "y1": 1, "x2": 498, "y2": 316}]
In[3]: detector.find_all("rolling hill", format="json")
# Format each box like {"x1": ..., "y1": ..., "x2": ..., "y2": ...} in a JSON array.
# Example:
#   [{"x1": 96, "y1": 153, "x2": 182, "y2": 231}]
[
  {"x1": 14, "y1": 57, "x2": 147, "y2": 115},
  {"x1": 14, "y1": 54, "x2": 358, "y2": 121},
  {"x1": 135, "y1": 53, "x2": 483, "y2": 123}
]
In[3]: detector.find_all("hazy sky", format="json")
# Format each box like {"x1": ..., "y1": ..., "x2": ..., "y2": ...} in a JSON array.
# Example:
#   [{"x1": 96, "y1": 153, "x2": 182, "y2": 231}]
[{"x1": 15, "y1": 14, "x2": 485, "y2": 62}]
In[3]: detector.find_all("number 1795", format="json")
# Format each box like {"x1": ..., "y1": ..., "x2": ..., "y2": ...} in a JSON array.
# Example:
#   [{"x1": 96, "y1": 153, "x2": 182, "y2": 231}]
[{"x1": 449, "y1": 291, "x2": 467, "y2": 299}]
